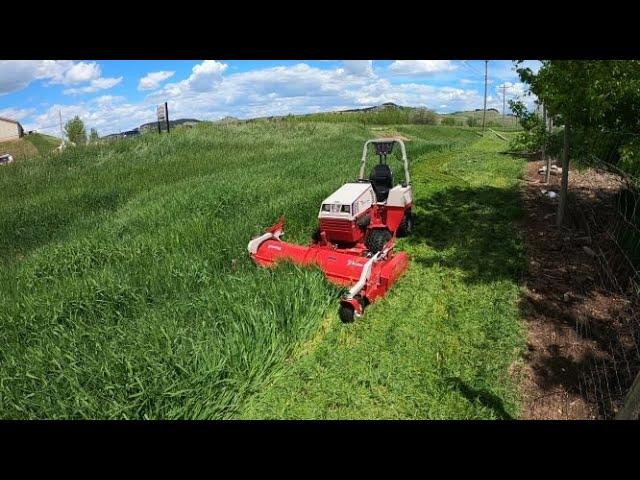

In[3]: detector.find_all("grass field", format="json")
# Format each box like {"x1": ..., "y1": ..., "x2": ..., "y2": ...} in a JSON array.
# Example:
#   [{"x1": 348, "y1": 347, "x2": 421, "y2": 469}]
[
  {"x1": 239, "y1": 135, "x2": 526, "y2": 419},
  {"x1": 0, "y1": 122, "x2": 525, "y2": 419}
]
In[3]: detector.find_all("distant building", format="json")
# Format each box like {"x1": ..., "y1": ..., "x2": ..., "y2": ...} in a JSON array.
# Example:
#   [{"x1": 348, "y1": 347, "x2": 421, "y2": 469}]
[{"x1": 0, "y1": 117, "x2": 24, "y2": 143}]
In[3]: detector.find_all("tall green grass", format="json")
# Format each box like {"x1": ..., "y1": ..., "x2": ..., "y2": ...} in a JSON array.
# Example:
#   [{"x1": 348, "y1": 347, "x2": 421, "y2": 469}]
[
  {"x1": 0, "y1": 122, "x2": 475, "y2": 418},
  {"x1": 240, "y1": 135, "x2": 526, "y2": 419}
]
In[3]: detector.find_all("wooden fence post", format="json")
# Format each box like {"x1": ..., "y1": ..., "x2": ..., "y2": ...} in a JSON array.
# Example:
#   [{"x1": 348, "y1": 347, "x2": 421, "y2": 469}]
[
  {"x1": 617, "y1": 371, "x2": 640, "y2": 419},
  {"x1": 557, "y1": 122, "x2": 571, "y2": 226}
]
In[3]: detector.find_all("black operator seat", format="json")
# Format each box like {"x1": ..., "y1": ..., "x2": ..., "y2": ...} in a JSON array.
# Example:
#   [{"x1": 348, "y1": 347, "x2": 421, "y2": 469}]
[{"x1": 369, "y1": 164, "x2": 394, "y2": 202}]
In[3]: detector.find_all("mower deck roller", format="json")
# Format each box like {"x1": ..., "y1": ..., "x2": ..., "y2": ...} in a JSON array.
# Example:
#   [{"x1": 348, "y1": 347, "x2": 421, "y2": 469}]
[{"x1": 248, "y1": 137, "x2": 413, "y2": 322}]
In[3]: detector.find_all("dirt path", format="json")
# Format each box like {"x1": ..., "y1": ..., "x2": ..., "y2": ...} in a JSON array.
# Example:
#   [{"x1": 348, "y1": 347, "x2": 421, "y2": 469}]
[{"x1": 518, "y1": 159, "x2": 639, "y2": 419}]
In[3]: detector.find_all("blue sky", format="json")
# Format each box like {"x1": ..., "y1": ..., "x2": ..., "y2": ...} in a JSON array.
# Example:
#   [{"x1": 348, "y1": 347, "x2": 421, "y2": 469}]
[{"x1": 0, "y1": 60, "x2": 539, "y2": 136}]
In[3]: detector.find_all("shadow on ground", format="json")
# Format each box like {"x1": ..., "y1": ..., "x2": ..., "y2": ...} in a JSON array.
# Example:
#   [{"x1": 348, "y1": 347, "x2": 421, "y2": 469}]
[
  {"x1": 407, "y1": 185, "x2": 525, "y2": 285},
  {"x1": 446, "y1": 377, "x2": 513, "y2": 419}
]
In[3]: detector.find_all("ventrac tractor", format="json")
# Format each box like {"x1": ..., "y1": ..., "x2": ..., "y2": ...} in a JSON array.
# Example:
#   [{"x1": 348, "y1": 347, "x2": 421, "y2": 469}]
[{"x1": 248, "y1": 137, "x2": 413, "y2": 322}]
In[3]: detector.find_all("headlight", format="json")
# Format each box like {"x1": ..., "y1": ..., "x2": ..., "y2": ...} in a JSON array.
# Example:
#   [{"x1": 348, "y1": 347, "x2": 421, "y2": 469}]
[
  {"x1": 322, "y1": 204, "x2": 331, "y2": 212},
  {"x1": 341, "y1": 205, "x2": 351, "y2": 213}
]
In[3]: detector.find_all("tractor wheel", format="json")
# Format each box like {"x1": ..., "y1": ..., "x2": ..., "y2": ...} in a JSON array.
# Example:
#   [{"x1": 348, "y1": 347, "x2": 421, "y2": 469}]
[
  {"x1": 365, "y1": 228, "x2": 392, "y2": 253},
  {"x1": 397, "y1": 209, "x2": 413, "y2": 237},
  {"x1": 338, "y1": 304, "x2": 355, "y2": 323},
  {"x1": 311, "y1": 226, "x2": 322, "y2": 243}
]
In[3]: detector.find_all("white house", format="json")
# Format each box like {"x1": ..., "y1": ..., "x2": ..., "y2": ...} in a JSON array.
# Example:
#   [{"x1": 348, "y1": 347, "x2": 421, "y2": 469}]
[{"x1": 0, "y1": 117, "x2": 24, "y2": 143}]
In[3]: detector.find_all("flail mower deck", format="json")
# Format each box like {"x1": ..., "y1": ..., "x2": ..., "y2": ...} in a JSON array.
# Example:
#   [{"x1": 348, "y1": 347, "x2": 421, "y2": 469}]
[{"x1": 248, "y1": 138, "x2": 413, "y2": 322}]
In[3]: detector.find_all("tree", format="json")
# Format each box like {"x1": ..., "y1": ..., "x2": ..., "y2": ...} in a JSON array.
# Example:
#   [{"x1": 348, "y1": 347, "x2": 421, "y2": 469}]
[
  {"x1": 89, "y1": 128, "x2": 99, "y2": 144},
  {"x1": 64, "y1": 116, "x2": 87, "y2": 145},
  {"x1": 514, "y1": 60, "x2": 640, "y2": 224}
]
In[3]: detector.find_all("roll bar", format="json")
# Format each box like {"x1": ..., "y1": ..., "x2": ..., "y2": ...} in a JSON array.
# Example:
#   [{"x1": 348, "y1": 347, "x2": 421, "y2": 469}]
[{"x1": 358, "y1": 138, "x2": 411, "y2": 185}]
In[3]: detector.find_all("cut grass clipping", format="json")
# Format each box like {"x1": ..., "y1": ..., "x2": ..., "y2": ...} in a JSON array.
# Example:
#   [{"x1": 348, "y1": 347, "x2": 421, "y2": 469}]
[{"x1": 0, "y1": 122, "x2": 524, "y2": 418}]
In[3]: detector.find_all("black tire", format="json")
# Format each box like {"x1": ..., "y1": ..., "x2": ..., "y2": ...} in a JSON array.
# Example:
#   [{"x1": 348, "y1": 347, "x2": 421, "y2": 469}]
[
  {"x1": 356, "y1": 214, "x2": 371, "y2": 230},
  {"x1": 338, "y1": 304, "x2": 355, "y2": 323},
  {"x1": 397, "y1": 209, "x2": 413, "y2": 237},
  {"x1": 311, "y1": 226, "x2": 322, "y2": 243},
  {"x1": 365, "y1": 228, "x2": 392, "y2": 253}
]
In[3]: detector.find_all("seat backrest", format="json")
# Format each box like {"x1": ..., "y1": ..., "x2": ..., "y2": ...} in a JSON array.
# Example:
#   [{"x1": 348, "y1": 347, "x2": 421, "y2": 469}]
[{"x1": 369, "y1": 164, "x2": 393, "y2": 202}]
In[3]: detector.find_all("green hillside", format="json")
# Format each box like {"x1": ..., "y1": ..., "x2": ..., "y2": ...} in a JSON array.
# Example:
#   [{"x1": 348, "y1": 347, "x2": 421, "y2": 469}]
[
  {"x1": 24, "y1": 133, "x2": 61, "y2": 155},
  {"x1": 0, "y1": 133, "x2": 60, "y2": 162}
]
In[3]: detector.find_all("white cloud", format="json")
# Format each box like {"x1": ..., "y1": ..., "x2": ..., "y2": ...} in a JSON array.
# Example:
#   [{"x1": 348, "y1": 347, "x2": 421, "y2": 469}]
[
  {"x1": 93, "y1": 95, "x2": 126, "y2": 105},
  {"x1": 59, "y1": 62, "x2": 101, "y2": 85},
  {"x1": 187, "y1": 60, "x2": 227, "y2": 92},
  {"x1": 18, "y1": 60, "x2": 534, "y2": 136},
  {"x1": 63, "y1": 77, "x2": 123, "y2": 95},
  {"x1": 340, "y1": 60, "x2": 374, "y2": 77},
  {"x1": 0, "y1": 107, "x2": 36, "y2": 121},
  {"x1": 0, "y1": 60, "x2": 70, "y2": 95},
  {"x1": 389, "y1": 60, "x2": 458, "y2": 75},
  {"x1": 0, "y1": 60, "x2": 114, "y2": 95},
  {"x1": 138, "y1": 70, "x2": 175, "y2": 91},
  {"x1": 147, "y1": 62, "x2": 485, "y2": 121}
]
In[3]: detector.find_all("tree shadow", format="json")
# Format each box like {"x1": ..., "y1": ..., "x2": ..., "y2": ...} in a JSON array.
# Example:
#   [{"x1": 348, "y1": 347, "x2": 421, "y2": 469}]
[
  {"x1": 446, "y1": 377, "x2": 513, "y2": 419},
  {"x1": 407, "y1": 185, "x2": 525, "y2": 285}
]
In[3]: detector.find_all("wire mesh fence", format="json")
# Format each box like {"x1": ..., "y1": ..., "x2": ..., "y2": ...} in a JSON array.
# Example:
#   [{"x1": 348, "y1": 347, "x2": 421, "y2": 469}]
[{"x1": 556, "y1": 129, "x2": 640, "y2": 419}]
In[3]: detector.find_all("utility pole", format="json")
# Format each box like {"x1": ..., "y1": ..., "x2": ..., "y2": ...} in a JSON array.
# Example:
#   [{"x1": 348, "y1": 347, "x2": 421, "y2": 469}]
[
  {"x1": 557, "y1": 122, "x2": 571, "y2": 227},
  {"x1": 59, "y1": 110, "x2": 64, "y2": 140},
  {"x1": 482, "y1": 60, "x2": 488, "y2": 133},
  {"x1": 502, "y1": 84, "x2": 507, "y2": 117},
  {"x1": 542, "y1": 104, "x2": 550, "y2": 184}
]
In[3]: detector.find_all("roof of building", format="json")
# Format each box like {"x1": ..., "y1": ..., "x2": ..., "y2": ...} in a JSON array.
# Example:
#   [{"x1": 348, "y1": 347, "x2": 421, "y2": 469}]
[{"x1": 0, "y1": 116, "x2": 22, "y2": 126}]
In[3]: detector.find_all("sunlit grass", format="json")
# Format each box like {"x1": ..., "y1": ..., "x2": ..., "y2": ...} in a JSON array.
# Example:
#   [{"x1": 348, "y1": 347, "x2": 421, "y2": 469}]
[{"x1": 0, "y1": 122, "x2": 477, "y2": 418}]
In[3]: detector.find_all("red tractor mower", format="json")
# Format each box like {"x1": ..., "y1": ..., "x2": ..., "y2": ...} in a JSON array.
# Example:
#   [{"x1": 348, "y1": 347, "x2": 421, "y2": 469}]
[{"x1": 248, "y1": 137, "x2": 413, "y2": 322}]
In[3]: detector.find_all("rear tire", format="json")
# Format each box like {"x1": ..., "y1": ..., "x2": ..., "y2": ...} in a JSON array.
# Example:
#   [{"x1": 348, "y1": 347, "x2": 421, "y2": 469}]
[
  {"x1": 338, "y1": 304, "x2": 355, "y2": 323},
  {"x1": 365, "y1": 228, "x2": 392, "y2": 253},
  {"x1": 311, "y1": 226, "x2": 322, "y2": 243},
  {"x1": 397, "y1": 209, "x2": 413, "y2": 237}
]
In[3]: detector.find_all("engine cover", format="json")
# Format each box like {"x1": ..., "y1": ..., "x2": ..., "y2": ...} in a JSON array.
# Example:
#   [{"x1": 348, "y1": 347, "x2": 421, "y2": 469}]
[{"x1": 318, "y1": 182, "x2": 375, "y2": 221}]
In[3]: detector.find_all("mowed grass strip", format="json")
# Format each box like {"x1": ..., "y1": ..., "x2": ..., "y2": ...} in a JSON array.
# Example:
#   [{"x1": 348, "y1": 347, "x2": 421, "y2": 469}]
[
  {"x1": 238, "y1": 135, "x2": 527, "y2": 419},
  {"x1": 0, "y1": 122, "x2": 474, "y2": 419}
]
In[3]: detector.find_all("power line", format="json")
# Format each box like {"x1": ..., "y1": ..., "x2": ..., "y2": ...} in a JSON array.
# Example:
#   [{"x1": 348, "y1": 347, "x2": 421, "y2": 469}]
[
  {"x1": 461, "y1": 60, "x2": 483, "y2": 76},
  {"x1": 482, "y1": 60, "x2": 488, "y2": 133}
]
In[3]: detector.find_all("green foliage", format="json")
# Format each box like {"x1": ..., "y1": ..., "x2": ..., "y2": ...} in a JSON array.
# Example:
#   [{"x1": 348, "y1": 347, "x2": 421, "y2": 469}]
[
  {"x1": 466, "y1": 116, "x2": 479, "y2": 127},
  {"x1": 507, "y1": 100, "x2": 547, "y2": 153},
  {"x1": 410, "y1": 108, "x2": 437, "y2": 125},
  {"x1": 441, "y1": 117, "x2": 456, "y2": 126},
  {"x1": 514, "y1": 60, "x2": 640, "y2": 172},
  {"x1": 620, "y1": 138, "x2": 640, "y2": 178},
  {"x1": 89, "y1": 128, "x2": 99, "y2": 144},
  {"x1": 64, "y1": 116, "x2": 87, "y2": 145}
]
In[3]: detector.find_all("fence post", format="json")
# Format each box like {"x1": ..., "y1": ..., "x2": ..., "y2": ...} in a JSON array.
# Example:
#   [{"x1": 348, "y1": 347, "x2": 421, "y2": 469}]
[
  {"x1": 557, "y1": 122, "x2": 571, "y2": 226},
  {"x1": 542, "y1": 103, "x2": 551, "y2": 185},
  {"x1": 546, "y1": 115, "x2": 552, "y2": 184},
  {"x1": 617, "y1": 371, "x2": 640, "y2": 419}
]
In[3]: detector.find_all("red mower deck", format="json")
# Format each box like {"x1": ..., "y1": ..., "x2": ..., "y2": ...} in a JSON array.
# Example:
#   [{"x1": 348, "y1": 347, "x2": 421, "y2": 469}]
[{"x1": 248, "y1": 138, "x2": 413, "y2": 322}]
